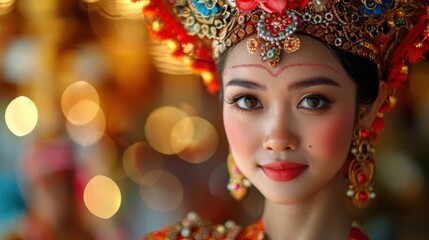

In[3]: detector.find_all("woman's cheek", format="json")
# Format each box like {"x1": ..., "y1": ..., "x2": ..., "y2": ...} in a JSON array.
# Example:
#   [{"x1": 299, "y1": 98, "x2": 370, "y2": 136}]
[
  {"x1": 223, "y1": 111, "x2": 257, "y2": 156},
  {"x1": 310, "y1": 112, "x2": 354, "y2": 164},
  {"x1": 224, "y1": 113, "x2": 245, "y2": 148}
]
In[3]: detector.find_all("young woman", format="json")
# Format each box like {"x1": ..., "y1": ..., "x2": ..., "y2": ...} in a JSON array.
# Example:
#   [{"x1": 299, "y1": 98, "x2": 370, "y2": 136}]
[
  {"x1": 138, "y1": 0, "x2": 429, "y2": 239},
  {"x1": 221, "y1": 33, "x2": 385, "y2": 239}
]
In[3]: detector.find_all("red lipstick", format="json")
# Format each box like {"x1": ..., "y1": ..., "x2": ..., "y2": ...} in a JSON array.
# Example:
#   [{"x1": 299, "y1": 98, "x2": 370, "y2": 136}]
[{"x1": 261, "y1": 161, "x2": 308, "y2": 181}]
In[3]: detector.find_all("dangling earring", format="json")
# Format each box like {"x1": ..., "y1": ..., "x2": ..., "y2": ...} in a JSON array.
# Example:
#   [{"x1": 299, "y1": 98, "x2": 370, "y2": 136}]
[
  {"x1": 346, "y1": 128, "x2": 376, "y2": 209},
  {"x1": 227, "y1": 153, "x2": 251, "y2": 201}
]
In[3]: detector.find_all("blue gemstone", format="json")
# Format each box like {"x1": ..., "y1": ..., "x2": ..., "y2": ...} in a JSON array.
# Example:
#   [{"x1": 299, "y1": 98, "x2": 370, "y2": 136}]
[{"x1": 362, "y1": 145, "x2": 368, "y2": 153}]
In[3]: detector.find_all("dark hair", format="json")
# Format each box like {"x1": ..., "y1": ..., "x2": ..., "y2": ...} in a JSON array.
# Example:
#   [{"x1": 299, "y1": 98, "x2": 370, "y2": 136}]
[
  {"x1": 216, "y1": 40, "x2": 380, "y2": 107},
  {"x1": 326, "y1": 44, "x2": 379, "y2": 105}
]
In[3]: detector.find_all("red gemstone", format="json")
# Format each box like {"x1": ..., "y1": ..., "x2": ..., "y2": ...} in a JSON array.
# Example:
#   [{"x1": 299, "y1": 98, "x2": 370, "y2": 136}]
[
  {"x1": 358, "y1": 190, "x2": 368, "y2": 201},
  {"x1": 361, "y1": 128, "x2": 370, "y2": 139},
  {"x1": 235, "y1": 184, "x2": 241, "y2": 190},
  {"x1": 357, "y1": 173, "x2": 367, "y2": 183}
]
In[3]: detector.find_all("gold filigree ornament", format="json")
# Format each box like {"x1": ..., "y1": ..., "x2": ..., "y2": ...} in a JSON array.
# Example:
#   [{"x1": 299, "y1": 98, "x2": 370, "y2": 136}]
[
  {"x1": 247, "y1": 37, "x2": 259, "y2": 54},
  {"x1": 347, "y1": 128, "x2": 376, "y2": 209},
  {"x1": 284, "y1": 35, "x2": 301, "y2": 53},
  {"x1": 227, "y1": 153, "x2": 252, "y2": 201}
]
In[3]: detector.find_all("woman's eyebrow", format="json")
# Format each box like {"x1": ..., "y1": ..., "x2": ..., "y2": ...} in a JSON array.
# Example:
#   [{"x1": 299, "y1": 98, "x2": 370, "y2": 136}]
[
  {"x1": 225, "y1": 78, "x2": 267, "y2": 90},
  {"x1": 287, "y1": 77, "x2": 341, "y2": 90}
]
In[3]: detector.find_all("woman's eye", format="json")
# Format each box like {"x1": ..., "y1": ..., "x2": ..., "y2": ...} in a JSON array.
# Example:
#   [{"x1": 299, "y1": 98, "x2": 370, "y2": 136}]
[
  {"x1": 236, "y1": 95, "x2": 262, "y2": 110},
  {"x1": 298, "y1": 95, "x2": 330, "y2": 110}
]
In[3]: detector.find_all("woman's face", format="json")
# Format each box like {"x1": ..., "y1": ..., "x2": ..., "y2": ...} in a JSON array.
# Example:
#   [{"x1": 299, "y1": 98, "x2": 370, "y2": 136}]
[{"x1": 222, "y1": 35, "x2": 357, "y2": 204}]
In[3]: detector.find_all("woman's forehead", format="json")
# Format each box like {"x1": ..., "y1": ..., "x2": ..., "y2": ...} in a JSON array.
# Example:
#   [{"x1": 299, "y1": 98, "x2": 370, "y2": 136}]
[{"x1": 223, "y1": 34, "x2": 345, "y2": 76}]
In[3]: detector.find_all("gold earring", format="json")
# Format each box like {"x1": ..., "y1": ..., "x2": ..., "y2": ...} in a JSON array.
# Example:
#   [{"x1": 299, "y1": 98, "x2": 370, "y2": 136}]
[
  {"x1": 227, "y1": 153, "x2": 251, "y2": 201},
  {"x1": 346, "y1": 128, "x2": 376, "y2": 209}
]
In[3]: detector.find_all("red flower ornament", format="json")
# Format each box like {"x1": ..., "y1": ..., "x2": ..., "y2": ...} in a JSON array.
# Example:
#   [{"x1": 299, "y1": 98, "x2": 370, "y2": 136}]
[
  {"x1": 287, "y1": 0, "x2": 312, "y2": 9},
  {"x1": 236, "y1": 0, "x2": 310, "y2": 13}
]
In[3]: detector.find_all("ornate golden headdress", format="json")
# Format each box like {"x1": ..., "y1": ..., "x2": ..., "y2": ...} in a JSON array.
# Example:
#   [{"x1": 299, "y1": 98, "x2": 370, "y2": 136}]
[{"x1": 135, "y1": 0, "x2": 428, "y2": 132}]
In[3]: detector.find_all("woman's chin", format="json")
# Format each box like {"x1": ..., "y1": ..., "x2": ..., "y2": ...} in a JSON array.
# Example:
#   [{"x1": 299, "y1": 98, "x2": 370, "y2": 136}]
[{"x1": 261, "y1": 191, "x2": 309, "y2": 206}]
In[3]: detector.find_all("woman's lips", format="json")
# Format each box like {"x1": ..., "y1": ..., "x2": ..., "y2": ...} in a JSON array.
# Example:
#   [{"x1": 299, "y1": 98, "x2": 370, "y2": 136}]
[{"x1": 261, "y1": 161, "x2": 308, "y2": 181}]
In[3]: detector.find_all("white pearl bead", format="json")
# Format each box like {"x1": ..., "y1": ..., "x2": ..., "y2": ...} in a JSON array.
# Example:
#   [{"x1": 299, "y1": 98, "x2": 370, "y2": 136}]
[
  {"x1": 187, "y1": 211, "x2": 198, "y2": 221},
  {"x1": 347, "y1": 189, "x2": 355, "y2": 197},
  {"x1": 225, "y1": 220, "x2": 236, "y2": 229},
  {"x1": 243, "y1": 179, "x2": 251, "y2": 187},
  {"x1": 180, "y1": 227, "x2": 191, "y2": 237}
]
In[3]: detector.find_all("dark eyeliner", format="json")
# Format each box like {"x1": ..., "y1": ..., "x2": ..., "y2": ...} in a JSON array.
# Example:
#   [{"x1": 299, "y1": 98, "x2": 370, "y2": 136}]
[
  {"x1": 298, "y1": 94, "x2": 332, "y2": 112},
  {"x1": 225, "y1": 94, "x2": 262, "y2": 113}
]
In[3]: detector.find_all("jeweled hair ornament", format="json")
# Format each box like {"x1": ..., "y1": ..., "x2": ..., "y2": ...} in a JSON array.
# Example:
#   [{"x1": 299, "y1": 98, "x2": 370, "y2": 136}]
[{"x1": 134, "y1": 0, "x2": 429, "y2": 134}]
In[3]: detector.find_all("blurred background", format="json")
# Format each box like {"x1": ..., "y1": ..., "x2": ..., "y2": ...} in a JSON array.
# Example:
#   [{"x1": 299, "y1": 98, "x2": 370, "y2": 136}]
[{"x1": 0, "y1": 0, "x2": 428, "y2": 239}]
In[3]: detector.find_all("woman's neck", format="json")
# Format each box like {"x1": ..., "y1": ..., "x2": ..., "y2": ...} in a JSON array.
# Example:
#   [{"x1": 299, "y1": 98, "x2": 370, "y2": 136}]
[{"x1": 261, "y1": 174, "x2": 351, "y2": 240}]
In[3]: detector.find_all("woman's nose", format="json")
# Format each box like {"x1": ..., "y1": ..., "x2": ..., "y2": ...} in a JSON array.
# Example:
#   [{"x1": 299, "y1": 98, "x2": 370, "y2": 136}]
[
  {"x1": 262, "y1": 111, "x2": 298, "y2": 151},
  {"x1": 263, "y1": 131, "x2": 298, "y2": 151}
]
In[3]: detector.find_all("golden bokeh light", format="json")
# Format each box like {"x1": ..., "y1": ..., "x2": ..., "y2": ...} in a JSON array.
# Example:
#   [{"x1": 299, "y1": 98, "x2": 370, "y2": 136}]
[
  {"x1": 145, "y1": 106, "x2": 189, "y2": 155},
  {"x1": 92, "y1": 0, "x2": 144, "y2": 19},
  {"x1": 5, "y1": 96, "x2": 38, "y2": 137},
  {"x1": 61, "y1": 81, "x2": 100, "y2": 126},
  {"x1": 122, "y1": 142, "x2": 164, "y2": 185},
  {"x1": 0, "y1": 0, "x2": 15, "y2": 4},
  {"x1": 67, "y1": 99, "x2": 100, "y2": 126},
  {"x1": 0, "y1": 0, "x2": 15, "y2": 15},
  {"x1": 66, "y1": 107, "x2": 106, "y2": 146},
  {"x1": 170, "y1": 117, "x2": 195, "y2": 155},
  {"x1": 173, "y1": 117, "x2": 218, "y2": 164},
  {"x1": 179, "y1": 102, "x2": 198, "y2": 116},
  {"x1": 139, "y1": 171, "x2": 183, "y2": 212},
  {"x1": 149, "y1": 40, "x2": 193, "y2": 75},
  {"x1": 83, "y1": 175, "x2": 121, "y2": 219}
]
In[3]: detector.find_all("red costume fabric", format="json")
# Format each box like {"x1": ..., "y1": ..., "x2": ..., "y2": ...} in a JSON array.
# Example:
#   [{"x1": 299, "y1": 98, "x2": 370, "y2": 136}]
[{"x1": 143, "y1": 219, "x2": 369, "y2": 240}]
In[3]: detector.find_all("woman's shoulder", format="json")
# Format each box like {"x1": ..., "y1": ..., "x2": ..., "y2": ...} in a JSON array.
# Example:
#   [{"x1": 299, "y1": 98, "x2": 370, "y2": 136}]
[{"x1": 142, "y1": 212, "x2": 264, "y2": 240}]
